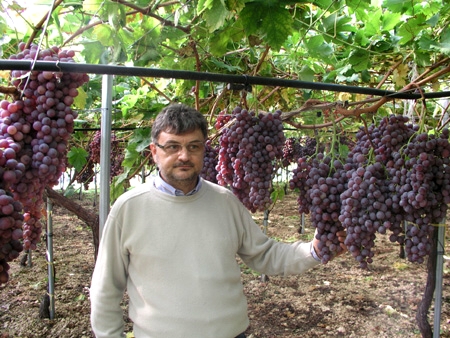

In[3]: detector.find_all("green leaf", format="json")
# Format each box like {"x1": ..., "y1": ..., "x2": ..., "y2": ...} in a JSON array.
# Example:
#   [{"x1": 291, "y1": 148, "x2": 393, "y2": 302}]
[
  {"x1": 121, "y1": 142, "x2": 140, "y2": 168},
  {"x1": 348, "y1": 50, "x2": 370, "y2": 72},
  {"x1": 239, "y1": 3, "x2": 264, "y2": 36},
  {"x1": 364, "y1": 9, "x2": 382, "y2": 36},
  {"x1": 426, "y1": 14, "x2": 440, "y2": 28},
  {"x1": 382, "y1": 12, "x2": 402, "y2": 31},
  {"x1": 210, "y1": 58, "x2": 243, "y2": 72},
  {"x1": 202, "y1": 0, "x2": 229, "y2": 32},
  {"x1": 305, "y1": 35, "x2": 334, "y2": 60},
  {"x1": 67, "y1": 147, "x2": 88, "y2": 172},
  {"x1": 225, "y1": 0, "x2": 246, "y2": 11},
  {"x1": 313, "y1": 0, "x2": 334, "y2": 8},
  {"x1": 93, "y1": 24, "x2": 115, "y2": 47},
  {"x1": 209, "y1": 22, "x2": 245, "y2": 56},
  {"x1": 262, "y1": 7, "x2": 293, "y2": 50},
  {"x1": 382, "y1": 0, "x2": 409, "y2": 13},
  {"x1": 321, "y1": 13, "x2": 355, "y2": 37},
  {"x1": 354, "y1": 30, "x2": 370, "y2": 47},
  {"x1": 433, "y1": 27, "x2": 450, "y2": 55},
  {"x1": 239, "y1": 0, "x2": 294, "y2": 50},
  {"x1": 397, "y1": 14, "x2": 427, "y2": 45},
  {"x1": 417, "y1": 34, "x2": 435, "y2": 51},
  {"x1": 197, "y1": 0, "x2": 214, "y2": 15},
  {"x1": 129, "y1": 128, "x2": 152, "y2": 153},
  {"x1": 270, "y1": 185, "x2": 285, "y2": 203},
  {"x1": 361, "y1": 69, "x2": 371, "y2": 83},
  {"x1": 80, "y1": 41, "x2": 106, "y2": 64},
  {"x1": 83, "y1": 0, "x2": 103, "y2": 11},
  {"x1": 298, "y1": 65, "x2": 315, "y2": 82},
  {"x1": 414, "y1": 50, "x2": 432, "y2": 67},
  {"x1": 110, "y1": 175, "x2": 126, "y2": 203}
]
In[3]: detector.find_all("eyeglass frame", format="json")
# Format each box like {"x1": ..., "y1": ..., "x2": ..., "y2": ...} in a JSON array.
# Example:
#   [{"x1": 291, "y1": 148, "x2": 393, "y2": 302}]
[{"x1": 154, "y1": 141, "x2": 205, "y2": 155}]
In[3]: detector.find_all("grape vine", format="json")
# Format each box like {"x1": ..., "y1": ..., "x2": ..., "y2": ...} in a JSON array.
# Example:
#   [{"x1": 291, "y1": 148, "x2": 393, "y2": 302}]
[{"x1": 0, "y1": 43, "x2": 88, "y2": 284}]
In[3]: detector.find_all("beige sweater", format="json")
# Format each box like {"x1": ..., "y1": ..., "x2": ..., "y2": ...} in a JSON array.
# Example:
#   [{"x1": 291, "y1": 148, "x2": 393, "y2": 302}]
[{"x1": 90, "y1": 179, "x2": 319, "y2": 338}]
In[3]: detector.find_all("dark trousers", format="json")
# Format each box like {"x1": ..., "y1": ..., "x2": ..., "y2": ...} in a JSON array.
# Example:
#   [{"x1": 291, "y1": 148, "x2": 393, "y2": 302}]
[{"x1": 235, "y1": 334, "x2": 246, "y2": 338}]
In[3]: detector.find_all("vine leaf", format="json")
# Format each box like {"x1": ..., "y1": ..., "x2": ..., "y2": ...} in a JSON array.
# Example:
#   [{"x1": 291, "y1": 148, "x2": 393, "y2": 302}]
[
  {"x1": 398, "y1": 15, "x2": 427, "y2": 45},
  {"x1": 73, "y1": 87, "x2": 88, "y2": 109},
  {"x1": 67, "y1": 147, "x2": 88, "y2": 172},
  {"x1": 202, "y1": 0, "x2": 229, "y2": 32},
  {"x1": 239, "y1": 3, "x2": 293, "y2": 51}
]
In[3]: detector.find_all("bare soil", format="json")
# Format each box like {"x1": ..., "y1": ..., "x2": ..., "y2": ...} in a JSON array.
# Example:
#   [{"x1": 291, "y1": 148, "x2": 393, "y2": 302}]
[{"x1": 0, "y1": 191, "x2": 449, "y2": 338}]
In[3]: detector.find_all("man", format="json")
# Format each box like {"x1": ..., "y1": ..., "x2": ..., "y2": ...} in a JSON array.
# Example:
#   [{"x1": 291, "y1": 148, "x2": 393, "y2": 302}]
[{"x1": 90, "y1": 103, "x2": 346, "y2": 338}]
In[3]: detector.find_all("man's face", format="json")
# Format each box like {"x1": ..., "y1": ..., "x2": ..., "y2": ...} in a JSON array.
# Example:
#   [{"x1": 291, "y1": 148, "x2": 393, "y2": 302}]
[{"x1": 150, "y1": 129, "x2": 205, "y2": 193}]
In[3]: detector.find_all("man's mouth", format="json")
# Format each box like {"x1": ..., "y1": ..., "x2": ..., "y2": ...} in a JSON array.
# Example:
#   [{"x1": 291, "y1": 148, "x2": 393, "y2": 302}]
[{"x1": 175, "y1": 164, "x2": 193, "y2": 170}]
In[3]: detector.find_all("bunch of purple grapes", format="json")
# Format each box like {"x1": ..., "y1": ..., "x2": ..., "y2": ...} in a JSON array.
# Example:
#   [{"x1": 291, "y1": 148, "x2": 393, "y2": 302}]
[
  {"x1": 289, "y1": 114, "x2": 450, "y2": 267},
  {"x1": 76, "y1": 161, "x2": 95, "y2": 190},
  {"x1": 289, "y1": 156, "x2": 313, "y2": 214},
  {"x1": 339, "y1": 163, "x2": 390, "y2": 268},
  {"x1": 339, "y1": 116, "x2": 416, "y2": 267},
  {"x1": 282, "y1": 136, "x2": 319, "y2": 168},
  {"x1": 289, "y1": 154, "x2": 346, "y2": 263},
  {"x1": 300, "y1": 136, "x2": 319, "y2": 158},
  {"x1": 340, "y1": 115, "x2": 450, "y2": 266},
  {"x1": 0, "y1": 99, "x2": 43, "y2": 264},
  {"x1": 200, "y1": 140, "x2": 218, "y2": 184},
  {"x1": 0, "y1": 43, "x2": 88, "y2": 284},
  {"x1": 0, "y1": 189, "x2": 24, "y2": 284},
  {"x1": 282, "y1": 137, "x2": 302, "y2": 167},
  {"x1": 214, "y1": 109, "x2": 232, "y2": 131},
  {"x1": 88, "y1": 130, "x2": 124, "y2": 182},
  {"x1": 89, "y1": 130, "x2": 101, "y2": 164},
  {"x1": 216, "y1": 106, "x2": 285, "y2": 212},
  {"x1": 395, "y1": 130, "x2": 450, "y2": 262}
]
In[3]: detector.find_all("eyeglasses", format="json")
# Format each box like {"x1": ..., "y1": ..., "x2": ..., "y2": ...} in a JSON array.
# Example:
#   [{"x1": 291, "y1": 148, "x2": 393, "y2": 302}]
[{"x1": 154, "y1": 141, "x2": 205, "y2": 155}]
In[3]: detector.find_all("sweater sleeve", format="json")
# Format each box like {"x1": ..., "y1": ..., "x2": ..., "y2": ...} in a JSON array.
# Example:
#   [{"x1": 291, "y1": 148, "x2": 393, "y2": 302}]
[
  {"x1": 237, "y1": 210, "x2": 320, "y2": 276},
  {"x1": 90, "y1": 211, "x2": 128, "y2": 338}
]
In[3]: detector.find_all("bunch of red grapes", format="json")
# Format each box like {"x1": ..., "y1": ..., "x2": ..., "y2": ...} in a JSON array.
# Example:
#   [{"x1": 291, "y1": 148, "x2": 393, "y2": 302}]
[{"x1": 0, "y1": 42, "x2": 89, "y2": 284}]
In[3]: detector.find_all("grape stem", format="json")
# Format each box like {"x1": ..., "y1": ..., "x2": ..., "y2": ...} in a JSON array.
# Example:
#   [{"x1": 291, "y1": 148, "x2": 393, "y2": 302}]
[{"x1": 0, "y1": 85, "x2": 21, "y2": 101}]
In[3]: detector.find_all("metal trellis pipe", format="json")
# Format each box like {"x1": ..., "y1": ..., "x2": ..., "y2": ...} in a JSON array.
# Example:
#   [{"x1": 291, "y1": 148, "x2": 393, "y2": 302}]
[
  {"x1": 46, "y1": 197, "x2": 55, "y2": 320},
  {"x1": 261, "y1": 209, "x2": 270, "y2": 283},
  {"x1": 1, "y1": 60, "x2": 450, "y2": 100},
  {"x1": 98, "y1": 74, "x2": 113, "y2": 241},
  {"x1": 433, "y1": 221, "x2": 446, "y2": 338}
]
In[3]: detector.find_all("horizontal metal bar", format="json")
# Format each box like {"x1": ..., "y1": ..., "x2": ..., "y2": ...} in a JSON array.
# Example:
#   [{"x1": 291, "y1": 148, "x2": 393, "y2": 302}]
[{"x1": 1, "y1": 60, "x2": 449, "y2": 100}]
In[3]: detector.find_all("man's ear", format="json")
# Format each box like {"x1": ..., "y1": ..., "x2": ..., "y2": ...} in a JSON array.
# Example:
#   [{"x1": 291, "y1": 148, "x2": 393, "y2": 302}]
[{"x1": 149, "y1": 143, "x2": 157, "y2": 157}]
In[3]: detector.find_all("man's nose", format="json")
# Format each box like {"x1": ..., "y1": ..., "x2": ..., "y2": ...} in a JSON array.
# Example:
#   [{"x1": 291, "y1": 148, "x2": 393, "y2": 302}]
[{"x1": 177, "y1": 146, "x2": 191, "y2": 159}]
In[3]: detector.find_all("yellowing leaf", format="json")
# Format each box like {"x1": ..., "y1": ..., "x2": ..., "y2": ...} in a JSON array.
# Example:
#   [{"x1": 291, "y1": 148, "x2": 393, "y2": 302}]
[
  {"x1": 338, "y1": 92, "x2": 351, "y2": 101},
  {"x1": 0, "y1": 70, "x2": 10, "y2": 80},
  {"x1": 393, "y1": 64, "x2": 408, "y2": 88}
]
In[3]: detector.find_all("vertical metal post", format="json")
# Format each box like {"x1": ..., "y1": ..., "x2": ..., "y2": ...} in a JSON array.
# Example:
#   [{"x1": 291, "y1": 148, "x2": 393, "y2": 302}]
[
  {"x1": 27, "y1": 249, "x2": 32, "y2": 267},
  {"x1": 141, "y1": 166, "x2": 146, "y2": 183},
  {"x1": 261, "y1": 209, "x2": 270, "y2": 282},
  {"x1": 93, "y1": 165, "x2": 98, "y2": 207},
  {"x1": 300, "y1": 213, "x2": 305, "y2": 233},
  {"x1": 433, "y1": 222, "x2": 445, "y2": 338},
  {"x1": 46, "y1": 197, "x2": 55, "y2": 319},
  {"x1": 99, "y1": 74, "x2": 113, "y2": 241}
]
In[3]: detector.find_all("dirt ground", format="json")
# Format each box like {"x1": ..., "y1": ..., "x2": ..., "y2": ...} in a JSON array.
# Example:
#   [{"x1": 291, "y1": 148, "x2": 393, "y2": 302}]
[{"x1": 0, "y1": 191, "x2": 449, "y2": 338}]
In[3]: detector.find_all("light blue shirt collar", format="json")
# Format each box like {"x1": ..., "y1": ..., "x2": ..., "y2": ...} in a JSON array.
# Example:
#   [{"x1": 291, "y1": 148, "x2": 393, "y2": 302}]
[{"x1": 154, "y1": 172, "x2": 202, "y2": 196}]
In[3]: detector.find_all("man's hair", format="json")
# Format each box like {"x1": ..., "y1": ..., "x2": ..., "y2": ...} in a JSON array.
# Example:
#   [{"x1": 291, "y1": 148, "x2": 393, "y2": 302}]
[{"x1": 151, "y1": 104, "x2": 208, "y2": 141}]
